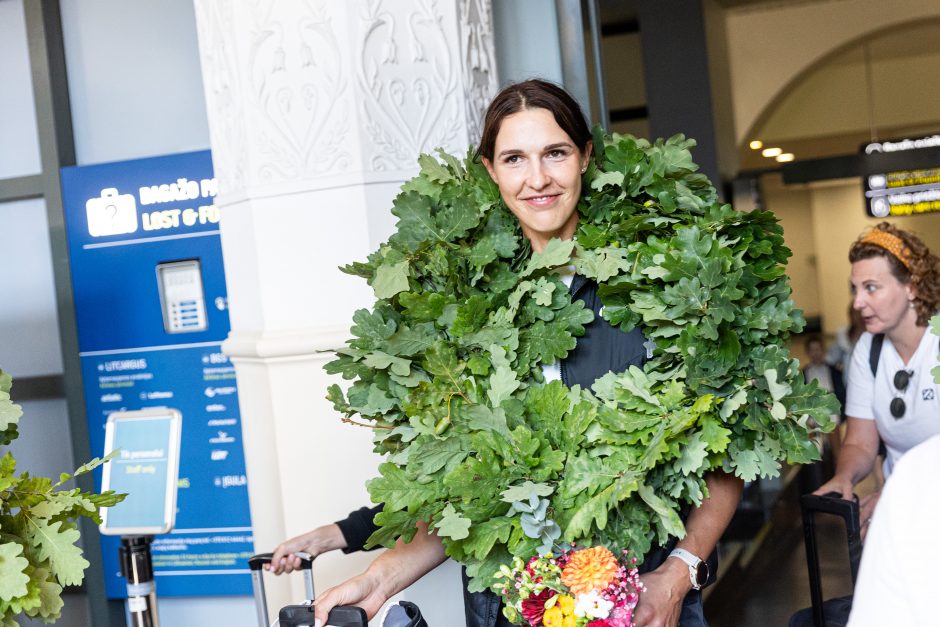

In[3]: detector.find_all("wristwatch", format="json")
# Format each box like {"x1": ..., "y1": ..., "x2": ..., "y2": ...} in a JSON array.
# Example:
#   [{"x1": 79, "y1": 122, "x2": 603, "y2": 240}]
[{"x1": 668, "y1": 548, "x2": 709, "y2": 590}]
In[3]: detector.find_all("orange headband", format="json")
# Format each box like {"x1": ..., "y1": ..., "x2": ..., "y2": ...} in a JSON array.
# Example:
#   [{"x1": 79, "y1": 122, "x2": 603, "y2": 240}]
[{"x1": 860, "y1": 229, "x2": 913, "y2": 271}]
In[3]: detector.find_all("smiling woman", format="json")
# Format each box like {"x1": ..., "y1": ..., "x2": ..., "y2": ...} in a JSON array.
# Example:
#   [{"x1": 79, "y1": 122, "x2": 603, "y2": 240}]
[
  {"x1": 481, "y1": 108, "x2": 591, "y2": 252},
  {"x1": 291, "y1": 78, "x2": 833, "y2": 627},
  {"x1": 476, "y1": 81, "x2": 593, "y2": 253}
]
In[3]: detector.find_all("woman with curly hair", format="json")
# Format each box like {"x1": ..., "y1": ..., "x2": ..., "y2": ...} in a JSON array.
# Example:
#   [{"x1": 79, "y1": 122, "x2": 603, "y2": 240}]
[{"x1": 815, "y1": 222, "x2": 940, "y2": 537}]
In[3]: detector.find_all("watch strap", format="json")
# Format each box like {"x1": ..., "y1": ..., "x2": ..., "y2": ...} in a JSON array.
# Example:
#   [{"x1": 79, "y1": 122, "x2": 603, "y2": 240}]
[{"x1": 668, "y1": 548, "x2": 706, "y2": 590}]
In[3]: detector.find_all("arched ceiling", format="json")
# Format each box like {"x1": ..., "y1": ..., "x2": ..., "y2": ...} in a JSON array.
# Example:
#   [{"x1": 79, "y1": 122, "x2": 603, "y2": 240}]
[{"x1": 739, "y1": 18, "x2": 940, "y2": 171}]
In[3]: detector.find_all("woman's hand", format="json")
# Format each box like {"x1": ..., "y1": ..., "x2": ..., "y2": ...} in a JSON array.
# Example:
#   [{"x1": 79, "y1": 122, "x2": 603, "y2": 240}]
[
  {"x1": 313, "y1": 570, "x2": 390, "y2": 625},
  {"x1": 313, "y1": 521, "x2": 446, "y2": 625},
  {"x1": 266, "y1": 524, "x2": 348, "y2": 575},
  {"x1": 812, "y1": 475, "x2": 855, "y2": 501},
  {"x1": 632, "y1": 558, "x2": 690, "y2": 627},
  {"x1": 859, "y1": 491, "x2": 881, "y2": 541},
  {"x1": 813, "y1": 417, "x2": 881, "y2": 501}
]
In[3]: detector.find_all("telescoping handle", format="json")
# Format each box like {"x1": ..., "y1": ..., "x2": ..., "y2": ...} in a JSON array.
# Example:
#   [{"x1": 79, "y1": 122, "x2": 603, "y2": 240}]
[
  {"x1": 248, "y1": 552, "x2": 315, "y2": 627},
  {"x1": 800, "y1": 492, "x2": 862, "y2": 627}
]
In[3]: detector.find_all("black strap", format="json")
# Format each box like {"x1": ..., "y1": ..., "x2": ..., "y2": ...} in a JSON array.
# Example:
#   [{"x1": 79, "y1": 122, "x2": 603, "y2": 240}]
[
  {"x1": 869, "y1": 333, "x2": 940, "y2": 376},
  {"x1": 869, "y1": 333, "x2": 884, "y2": 376}
]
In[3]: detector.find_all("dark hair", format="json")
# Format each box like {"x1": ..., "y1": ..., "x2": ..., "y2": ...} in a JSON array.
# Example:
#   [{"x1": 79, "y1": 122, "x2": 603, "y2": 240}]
[
  {"x1": 804, "y1": 335, "x2": 824, "y2": 351},
  {"x1": 849, "y1": 221, "x2": 940, "y2": 326},
  {"x1": 476, "y1": 79, "x2": 592, "y2": 162}
]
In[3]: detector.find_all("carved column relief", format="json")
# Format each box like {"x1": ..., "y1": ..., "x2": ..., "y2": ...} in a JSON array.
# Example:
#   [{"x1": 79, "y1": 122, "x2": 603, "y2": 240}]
[
  {"x1": 197, "y1": 0, "x2": 495, "y2": 187},
  {"x1": 245, "y1": 2, "x2": 352, "y2": 183},
  {"x1": 196, "y1": 1, "x2": 354, "y2": 193},
  {"x1": 193, "y1": 1, "x2": 248, "y2": 197},
  {"x1": 458, "y1": 0, "x2": 498, "y2": 144},
  {"x1": 192, "y1": 2, "x2": 496, "y2": 620},
  {"x1": 357, "y1": 0, "x2": 465, "y2": 170}
]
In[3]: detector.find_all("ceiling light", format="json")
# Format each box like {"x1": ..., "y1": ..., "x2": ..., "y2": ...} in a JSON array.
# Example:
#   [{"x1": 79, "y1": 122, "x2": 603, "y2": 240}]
[
  {"x1": 776, "y1": 153, "x2": 795, "y2": 163},
  {"x1": 762, "y1": 147, "x2": 782, "y2": 158},
  {"x1": 749, "y1": 140, "x2": 763, "y2": 150}
]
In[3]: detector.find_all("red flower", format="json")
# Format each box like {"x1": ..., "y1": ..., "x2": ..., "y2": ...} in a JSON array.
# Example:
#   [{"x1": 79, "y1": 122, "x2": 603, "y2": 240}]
[
  {"x1": 585, "y1": 621, "x2": 612, "y2": 627},
  {"x1": 526, "y1": 556, "x2": 540, "y2": 576},
  {"x1": 521, "y1": 588, "x2": 556, "y2": 625}
]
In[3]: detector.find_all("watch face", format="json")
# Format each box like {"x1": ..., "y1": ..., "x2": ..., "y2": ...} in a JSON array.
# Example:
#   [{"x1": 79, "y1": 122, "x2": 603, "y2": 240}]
[{"x1": 695, "y1": 561, "x2": 709, "y2": 586}]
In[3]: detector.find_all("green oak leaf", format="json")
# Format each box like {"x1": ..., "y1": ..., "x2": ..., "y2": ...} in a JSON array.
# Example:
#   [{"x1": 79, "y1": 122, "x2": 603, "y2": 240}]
[
  {"x1": 29, "y1": 520, "x2": 89, "y2": 587},
  {"x1": 0, "y1": 543, "x2": 29, "y2": 602},
  {"x1": 367, "y1": 463, "x2": 438, "y2": 512},
  {"x1": 764, "y1": 368, "x2": 792, "y2": 402},
  {"x1": 487, "y1": 366, "x2": 520, "y2": 407},
  {"x1": 521, "y1": 239, "x2": 574, "y2": 277},
  {"x1": 500, "y1": 481, "x2": 554, "y2": 503},
  {"x1": 435, "y1": 504, "x2": 472, "y2": 540},
  {"x1": 372, "y1": 260, "x2": 410, "y2": 299}
]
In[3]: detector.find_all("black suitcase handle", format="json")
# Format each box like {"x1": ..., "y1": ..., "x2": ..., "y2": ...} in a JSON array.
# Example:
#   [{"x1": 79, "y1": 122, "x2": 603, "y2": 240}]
[
  {"x1": 800, "y1": 492, "x2": 862, "y2": 627},
  {"x1": 279, "y1": 603, "x2": 367, "y2": 627},
  {"x1": 249, "y1": 552, "x2": 315, "y2": 627},
  {"x1": 249, "y1": 552, "x2": 314, "y2": 571}
]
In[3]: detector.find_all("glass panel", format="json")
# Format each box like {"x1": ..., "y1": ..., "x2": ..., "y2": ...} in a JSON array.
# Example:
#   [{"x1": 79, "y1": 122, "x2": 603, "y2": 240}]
[
  {"x1": 0, "y1": 198, "x2": 63, "y2": 377},
  {"x1": 60, "y1": 0, "x2": 210, "y2": 165},
  {"x1": 0, "y1": 0, "x2": 43, "y2": 179}
]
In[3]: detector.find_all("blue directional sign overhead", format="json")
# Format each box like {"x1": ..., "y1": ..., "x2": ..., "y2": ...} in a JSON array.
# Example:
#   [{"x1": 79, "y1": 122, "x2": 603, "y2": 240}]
[{"x1": 60, "y1": 151, "x2": 254, "y2": 597}]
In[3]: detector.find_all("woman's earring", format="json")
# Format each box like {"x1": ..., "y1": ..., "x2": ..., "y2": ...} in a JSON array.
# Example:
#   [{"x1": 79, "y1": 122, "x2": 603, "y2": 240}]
[{"x1": 581, "y1": 165, "x2": 587, "y2": 174}]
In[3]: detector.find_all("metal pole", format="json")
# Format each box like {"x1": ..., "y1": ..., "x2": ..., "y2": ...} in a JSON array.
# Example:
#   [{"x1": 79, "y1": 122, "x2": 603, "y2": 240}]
[
  {"x1": 120, "y1": 536, "x2": 160, "y2": 627},
  {"x1": 553, "y1": 0, "x2": 592, "y2": 124},
  {"x1": 585, "y1": 0, "x2": 610, "y2": 130}
]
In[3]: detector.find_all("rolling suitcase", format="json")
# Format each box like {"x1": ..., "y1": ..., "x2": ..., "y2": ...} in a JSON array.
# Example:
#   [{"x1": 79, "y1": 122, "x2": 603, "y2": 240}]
[
  {"x1": 249, "y1": 552, "x2": 367, "y2": 627},
  {"x1": 789, "y1": 492, "x2": 863, "y2": 627}
]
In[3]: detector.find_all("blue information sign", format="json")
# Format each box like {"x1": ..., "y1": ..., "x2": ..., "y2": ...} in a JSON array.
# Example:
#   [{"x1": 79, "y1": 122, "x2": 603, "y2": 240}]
[{"x1": 60, "y1": 151, "x2": 254, "y2": 597}]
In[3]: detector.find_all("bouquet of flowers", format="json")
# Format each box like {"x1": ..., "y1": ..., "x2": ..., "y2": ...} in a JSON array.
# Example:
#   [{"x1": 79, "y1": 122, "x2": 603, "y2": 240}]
[{"x1": 493, "y1": 546, "x2": 644, "y2": 627}]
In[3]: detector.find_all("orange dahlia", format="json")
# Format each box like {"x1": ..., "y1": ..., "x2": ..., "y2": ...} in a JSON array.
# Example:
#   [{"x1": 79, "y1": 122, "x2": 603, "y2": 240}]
[{"x1": 560, "y1": 546, "x2": 619, "y2": 595}]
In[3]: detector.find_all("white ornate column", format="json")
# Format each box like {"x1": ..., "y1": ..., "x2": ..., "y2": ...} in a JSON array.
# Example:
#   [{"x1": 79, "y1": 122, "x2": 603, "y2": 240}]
[{"x1": 192, "y1": 0, "x2": 496, "y2": 620}]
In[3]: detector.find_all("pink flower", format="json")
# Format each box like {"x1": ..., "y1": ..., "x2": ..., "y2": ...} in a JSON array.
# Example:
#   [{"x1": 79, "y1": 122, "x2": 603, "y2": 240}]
[
  {"x1": 526, "y1": 556, "x2": 540, "y2": 576},
  {"x1": 521, "y1": 588, "x2": 557, "y2": 626},
  {"x1": 606, "y1": 605, "x2": 634, "y2": 627}
]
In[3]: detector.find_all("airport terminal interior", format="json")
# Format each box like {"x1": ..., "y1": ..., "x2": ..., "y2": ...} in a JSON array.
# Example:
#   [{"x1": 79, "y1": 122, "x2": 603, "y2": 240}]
[{"x1": 2, "y1": 0, "x2": 939, "y2": 625}]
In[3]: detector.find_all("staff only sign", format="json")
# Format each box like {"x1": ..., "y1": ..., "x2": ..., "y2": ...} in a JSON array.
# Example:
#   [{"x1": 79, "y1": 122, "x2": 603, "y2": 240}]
[{"x1": 60, "y1": 150, "x2": 254, "y2": 597}]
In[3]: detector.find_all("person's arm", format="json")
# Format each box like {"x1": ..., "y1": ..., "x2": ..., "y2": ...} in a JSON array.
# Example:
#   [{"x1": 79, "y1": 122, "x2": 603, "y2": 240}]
[
  {"x1": 632, "y1": 470, "x2": 743, "y2": 627},
  {"x1": 268, "y1": 504, "x2": 383, "y2": 575},
  {"x1": 336, "y1": 504, "x2": 384, "y2": 554},
  {"x1": 813, "y1": 417, "x2": 880, "y2": 499},
  {"x1": 268, "y1": 523, "x2": 349, "y2": 575},
  {"x1": 313, "y1": 521, "x2": 447, "y2": 624},
  {"x1": 814, "y1": 417, "x2": 881, "y2": 538}
]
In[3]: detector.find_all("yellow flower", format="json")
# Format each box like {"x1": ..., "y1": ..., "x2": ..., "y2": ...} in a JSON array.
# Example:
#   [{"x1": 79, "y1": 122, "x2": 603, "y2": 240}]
[
  {"x1": 557, "y1": 595, "x2": 575, "y2": 616},
  {"x1": 543, "y1": 606, "x2": 564, "y2": 627},
  {"x1": 561, "y1": 546, "x2": 619, "y2": 595}
]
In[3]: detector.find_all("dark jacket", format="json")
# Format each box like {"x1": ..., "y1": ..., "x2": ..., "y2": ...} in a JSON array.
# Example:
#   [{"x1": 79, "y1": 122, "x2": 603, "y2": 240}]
[{"x1": 336, "y1": 276, "x2": 712, "y2": 626}]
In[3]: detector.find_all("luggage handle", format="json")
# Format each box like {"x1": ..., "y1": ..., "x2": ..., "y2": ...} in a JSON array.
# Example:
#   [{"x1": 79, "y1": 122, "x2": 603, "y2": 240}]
[
  {"x1": 249, "y1": 552, "x2": 316, "y2": 627},
  {"x1": 279, "y1": 603, "x2": 368, "y2": 627},
  {"x1": 800, "y1": 492, "x2": 862, "y2": 627}
]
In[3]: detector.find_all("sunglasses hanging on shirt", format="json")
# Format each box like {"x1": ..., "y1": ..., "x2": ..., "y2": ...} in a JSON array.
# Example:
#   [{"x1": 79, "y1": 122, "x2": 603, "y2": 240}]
[{"x1": 890, "y1": 369, "x2": 912, "y2": 419}]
